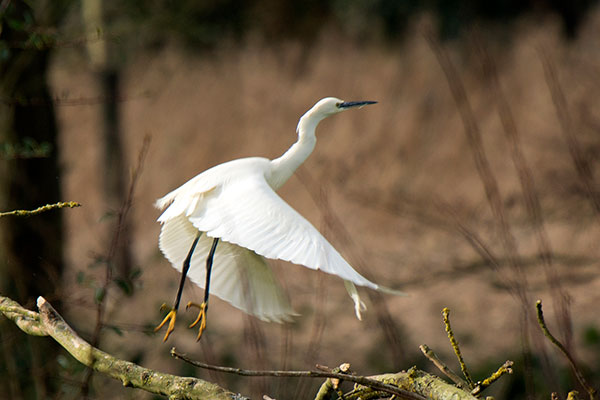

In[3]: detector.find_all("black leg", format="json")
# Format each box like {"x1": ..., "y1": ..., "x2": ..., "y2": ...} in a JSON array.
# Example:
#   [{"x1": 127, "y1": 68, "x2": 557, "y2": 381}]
[
  {"x1": 187, "y1": 237, "x2": 219, "y2": 341},
  {"x1": 174, "y1": 233, "x2": 201, "y2": 310},
  {"x1": 155, "y1": 232, "x2": 201, "y2": 342},
  {"x1": 203, "y1": 237, "x2": 219, "y2": 310}
]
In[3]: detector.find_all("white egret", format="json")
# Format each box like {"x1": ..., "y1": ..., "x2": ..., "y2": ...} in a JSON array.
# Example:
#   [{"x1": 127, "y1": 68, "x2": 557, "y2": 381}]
[{"x1": 154, "y1": 97, "x2": 403, "y2": 342}]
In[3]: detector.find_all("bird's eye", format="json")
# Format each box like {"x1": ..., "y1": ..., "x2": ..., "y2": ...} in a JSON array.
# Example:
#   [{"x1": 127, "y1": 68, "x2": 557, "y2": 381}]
[{"x1": 336, "y1": 102, "x2": 342, "y2": 108}]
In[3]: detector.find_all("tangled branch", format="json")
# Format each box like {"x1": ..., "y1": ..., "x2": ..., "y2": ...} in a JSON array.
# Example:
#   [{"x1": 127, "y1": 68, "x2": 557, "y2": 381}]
[
  {"x1": 172, "y1": 349, "x2": 480, "y2": 400},
  {"x1": 0, "y1": 294, "x2": 510, "y2": 400},
  {"x1": 421, "y1": 307, "x2": 513, "y2": 397}
]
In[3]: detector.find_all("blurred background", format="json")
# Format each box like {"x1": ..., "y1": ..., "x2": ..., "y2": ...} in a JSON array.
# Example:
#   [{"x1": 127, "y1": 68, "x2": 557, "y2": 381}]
[{"x1": 1, "y1": 0, "x2": 600, "y2": 399}]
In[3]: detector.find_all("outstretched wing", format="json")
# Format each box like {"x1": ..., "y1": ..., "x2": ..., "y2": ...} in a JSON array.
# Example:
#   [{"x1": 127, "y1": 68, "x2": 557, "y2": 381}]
[
  {"x1": 186, "y1": 173, "x2": 381, "y2": 291},
  {"x1": 158, "y1": 214, "x2": 296, "y2": 322}
]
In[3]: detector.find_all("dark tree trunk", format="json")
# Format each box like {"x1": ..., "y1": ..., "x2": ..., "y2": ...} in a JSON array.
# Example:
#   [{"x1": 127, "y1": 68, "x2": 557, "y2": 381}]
[
  {"x1": 101, "y1": 67, "x2": 134, "y2": 289},
  {"x1": 0, "y1": 2, "x2": 67, "y2": 398}
]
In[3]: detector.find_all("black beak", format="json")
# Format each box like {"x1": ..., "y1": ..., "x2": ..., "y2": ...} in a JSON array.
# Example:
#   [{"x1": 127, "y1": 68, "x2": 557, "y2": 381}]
[{"x1": 338, "y1": 101, "x2": 377, "y2": 109}]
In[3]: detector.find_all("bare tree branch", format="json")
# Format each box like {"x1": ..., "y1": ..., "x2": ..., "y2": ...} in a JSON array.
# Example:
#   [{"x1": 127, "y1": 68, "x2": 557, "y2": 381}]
[
  {"x1": 419, "y1": 344, "x2": 468, "y2": 389},
  {"x1": 0, "y1": 294, "x2": 504, "y2": 400},
  {"x1": 0, "y1": 295, "x2": 235, "y2": 400},
  {"x1": 536, "y1": 300, "x2": 597, "y2": 400},
  {"x1": 172, "y1": 349, "x2": 480, "y2": 400},
  {"x1": 0, "y1": 296, "x2": 45, "y2": 336},
  {"x1": 0, "y1": 201, "x2": 80, "y2": 218},
  {"x1": 471, "y1": 360, "x2": 514, "y2": 395},
  {"x1": 442, "y1": 308, "x2": 475, "y2": 388}
]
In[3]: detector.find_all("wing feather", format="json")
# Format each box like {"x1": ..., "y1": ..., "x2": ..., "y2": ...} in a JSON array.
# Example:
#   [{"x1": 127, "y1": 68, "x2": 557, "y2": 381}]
[
  {"x1": 158, "y1": 214, "x2": 295, "y2": 322},
  {"x1": 187, "y1": 173, "x2": 380, "y2": 290}
]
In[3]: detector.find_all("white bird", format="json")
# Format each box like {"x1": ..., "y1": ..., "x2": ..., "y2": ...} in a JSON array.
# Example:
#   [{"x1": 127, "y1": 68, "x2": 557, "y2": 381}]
[{"x1": 154, "y1": 97, "x2": 403, "y2": 342}]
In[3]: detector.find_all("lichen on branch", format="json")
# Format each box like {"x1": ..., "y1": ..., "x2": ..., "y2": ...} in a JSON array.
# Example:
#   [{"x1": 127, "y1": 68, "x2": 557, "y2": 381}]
[{"x1": 0, "y1": 295, "x2": 235, "y2": 400}]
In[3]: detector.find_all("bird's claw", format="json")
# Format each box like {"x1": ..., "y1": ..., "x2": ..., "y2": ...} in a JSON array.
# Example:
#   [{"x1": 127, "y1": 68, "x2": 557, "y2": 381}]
[
  {"x1": 186, "y1": 301, "x2": 207, "y2": 341},
  {"x1": 155, "y1": 304, "x2": 177, "y2": 342}
]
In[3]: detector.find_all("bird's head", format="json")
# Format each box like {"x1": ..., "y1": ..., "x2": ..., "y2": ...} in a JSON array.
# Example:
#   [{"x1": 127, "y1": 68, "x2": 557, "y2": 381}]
[
  {"x1": 296, "y1": 97, "x2": 377, "y2": 139},
  {"x1": 310, "y1": 97, "x2": 377, "y2": 118}
]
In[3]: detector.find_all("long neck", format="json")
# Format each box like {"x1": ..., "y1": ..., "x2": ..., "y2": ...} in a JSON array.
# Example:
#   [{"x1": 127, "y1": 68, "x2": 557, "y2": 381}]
[{"x1": 269, "y1": 113, "x2": 320, "y2": 190}]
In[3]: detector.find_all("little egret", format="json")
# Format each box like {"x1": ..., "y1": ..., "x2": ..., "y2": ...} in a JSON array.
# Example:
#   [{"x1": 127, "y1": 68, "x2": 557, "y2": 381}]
[{"x1": 154, "y1": 97, "x2": 402, "y2": 342}]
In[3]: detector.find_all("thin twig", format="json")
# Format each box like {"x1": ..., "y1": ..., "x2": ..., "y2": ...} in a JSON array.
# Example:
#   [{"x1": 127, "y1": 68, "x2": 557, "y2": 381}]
[
  {"x1": 473, "y1": 32, "x2": 574, "y2": 360},
  {"x1": 536, "y1": 300, "x2": 597, "y2": 400},
  {"x1": 538, "y1": 48, "x2": 600, "y2": 220},
  {"x1": 83, "y1": 135, "x2": 151, "y2": 395},
  {"x1": 425, "y1": 30, "x2": 529, "y2": 305},
  {"x1": 471, "y1": 361, "x2": 513, "y2": 395},
  {"x1": 419, "y1": 344, "x2": 468, "y2": 389},
  {"x1": 0, "y1": 201, "x2": 80, "y2": 218},
  {"x1": 81, "y1": 135, "x2": 151, "y2": 398},
  {"x1": 313, "y1": 363, "x2": 351, "y2": 400},
  {"x1": 171, "y1": 348, "x2": 426, "y2": 400},
  {"x1": 442, "y1": 308, "x2": 474, "y2": 388}
]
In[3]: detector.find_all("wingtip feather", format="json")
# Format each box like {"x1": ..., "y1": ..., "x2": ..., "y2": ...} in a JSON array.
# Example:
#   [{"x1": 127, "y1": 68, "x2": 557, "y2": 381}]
[
  {"x1": 376, "y1": 285, "x2": 408, "y2": 296},
  {"x1": 155, "y1": 193, "x2": 175, "y2": 210}
]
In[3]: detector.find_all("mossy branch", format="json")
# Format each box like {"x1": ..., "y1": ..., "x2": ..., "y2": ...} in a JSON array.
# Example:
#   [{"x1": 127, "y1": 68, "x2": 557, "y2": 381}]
[
  {"x1": 0, "y1": 201, "x2": 81, "y2": 218},
  {"x1": 0, "y1": 296, "x2": 46, "y2": 336},
  {"x1": 346, "y1": 368, "x2": 479, "y2": 400},
  {"x1": 172, "y1": 350, "x2": 481, "y2": 400},
  {"x1": 419, "y1": 344, "x2": 469, "y2": 389},
  {"x1": 423, "y1": 308, "x2": 513, "y2": 397},
  {"x1": 443, "y1": 307, "x2": 475, "y2": 387},
  {"x1": 471, "y1": 361, "x2": 513, "y2": 395},
  {"x1": 0, "y1": 295, "x2": 235, "y2": 400},
  {"x1": 173, "y1": 349, "x2": 424, "y2": 400}
]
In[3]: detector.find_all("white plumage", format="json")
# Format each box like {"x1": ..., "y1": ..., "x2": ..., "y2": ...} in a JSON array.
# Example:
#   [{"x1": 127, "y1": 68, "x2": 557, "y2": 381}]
[{"x1": 156, "y1": 97, "x2": 401, "y2": 325}]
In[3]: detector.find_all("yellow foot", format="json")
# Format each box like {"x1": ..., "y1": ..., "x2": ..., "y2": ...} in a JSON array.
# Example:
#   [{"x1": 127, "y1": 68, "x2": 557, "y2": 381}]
[
  {"x1": 186, "y1": 301, "x2": 208, "y2": 341},
  {"x1": 154, "y1": 303, "x2": 177, "y2": 342}
]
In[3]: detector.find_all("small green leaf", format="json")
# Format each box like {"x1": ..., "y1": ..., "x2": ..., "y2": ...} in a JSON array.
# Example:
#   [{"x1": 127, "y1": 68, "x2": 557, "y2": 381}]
[
  {"x1": 130, "y1": 267, "x2": 142, "y2": 280},
  {"x1": 108, "y1": 325, "x2": 123, "y2": 336},
  {"x1": 114, "y1": 277, "x2": 133, "y2": 296},
  {"x1": 94, "y1": 287, "x2": 106, "y2": 304},
  {"x1": 76, "y1": 271, "x2": 85, "y2": 284}
]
